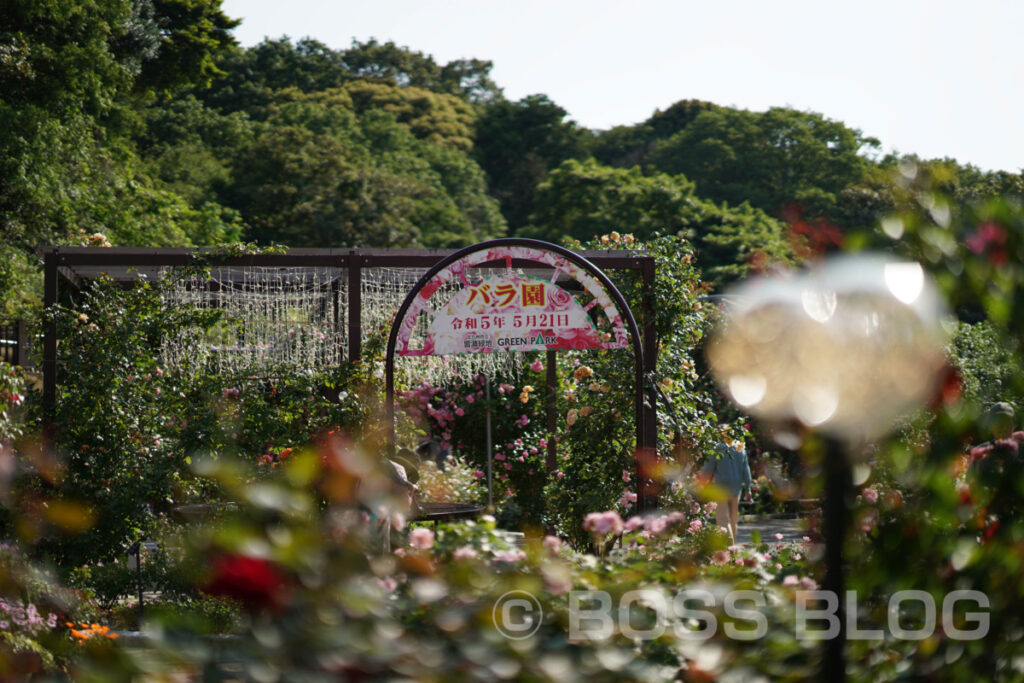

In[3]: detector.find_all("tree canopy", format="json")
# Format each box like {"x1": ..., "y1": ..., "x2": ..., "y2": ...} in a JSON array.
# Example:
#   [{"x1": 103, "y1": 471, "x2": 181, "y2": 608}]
[
  {"x1": 3, "y1": 3, "x2": 1023, "y2": 314},
  {"x1": 523, "y1": 158, "x2": 798, "y2": 287}
]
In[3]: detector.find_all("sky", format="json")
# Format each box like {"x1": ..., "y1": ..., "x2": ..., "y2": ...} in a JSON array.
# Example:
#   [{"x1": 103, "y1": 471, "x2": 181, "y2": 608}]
[{"x1": 221, "y1": 0, "x2": 1024, "y2": 173}]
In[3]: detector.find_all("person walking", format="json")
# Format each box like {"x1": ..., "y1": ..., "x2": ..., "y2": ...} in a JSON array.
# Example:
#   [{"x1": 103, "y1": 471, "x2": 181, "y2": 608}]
[{"x1": 699, "y1": 439, "x2": 753, "y2": 543}]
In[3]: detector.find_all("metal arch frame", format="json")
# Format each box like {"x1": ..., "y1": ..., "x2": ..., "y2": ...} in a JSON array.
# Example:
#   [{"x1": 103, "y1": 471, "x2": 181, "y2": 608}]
[{"x1": 384, "y1": 237, "x2": 655, "y2": 508}]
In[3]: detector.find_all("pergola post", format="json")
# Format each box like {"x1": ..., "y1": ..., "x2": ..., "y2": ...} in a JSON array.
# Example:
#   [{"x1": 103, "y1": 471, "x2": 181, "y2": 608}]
[{"x1": 42, "y1": 248, "x2": 58, "y2": 422}]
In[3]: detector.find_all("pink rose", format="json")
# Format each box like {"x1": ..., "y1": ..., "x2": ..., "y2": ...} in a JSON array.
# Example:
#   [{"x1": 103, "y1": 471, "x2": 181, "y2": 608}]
[
  {"x1": 624, "y1": 516, "x2": 646, "y2": 532},
  {"x1": 646, "y1": 515, "x2": 669, "y2": 536},
  {"x1": 583, "y1": 511, "x2": 624, "y2": 537},
  {"x1": 492, "y1": 549, "x2": 526, "y2": 563},
  {"x1": 543, "y1": 535, "x2": 562, "y2": 554},
  {"x1": 409, "y1": 528, "x2": 434, "y2": 550},
  {"x1": 453, "y1": 546, "x2": 477, "y2": 561}
]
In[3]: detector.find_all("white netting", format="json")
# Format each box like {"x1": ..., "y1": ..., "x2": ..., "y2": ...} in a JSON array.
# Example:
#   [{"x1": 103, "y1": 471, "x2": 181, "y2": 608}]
[
  {"x1": 161, "y1": 267, "x2": 345, "y2": 377},
  {"x1": 159, "y1": 265, "x2": 523, "y2": 385},
  {"x1": 366, "y1": 267, "x2": 522, "y2": 386}
]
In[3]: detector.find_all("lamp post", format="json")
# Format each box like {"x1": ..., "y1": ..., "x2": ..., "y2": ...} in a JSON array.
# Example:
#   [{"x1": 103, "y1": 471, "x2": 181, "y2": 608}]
[{"x1": 707, "y1": 254, "x2": 949, "y2": 681}]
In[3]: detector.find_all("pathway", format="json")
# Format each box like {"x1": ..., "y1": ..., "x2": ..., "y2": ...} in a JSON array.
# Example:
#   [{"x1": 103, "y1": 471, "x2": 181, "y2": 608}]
[{"x1": 735, "y1": 515, "x2": 811, "y2": 545}]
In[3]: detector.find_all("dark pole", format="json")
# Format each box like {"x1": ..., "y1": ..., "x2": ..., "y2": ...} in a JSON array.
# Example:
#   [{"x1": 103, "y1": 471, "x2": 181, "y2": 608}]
[
  {"x1": 485, "y1": 376, "x2": 493, "y2": 509},
  {"x1": 546, "y1": 349, "x2": 557, "y2": 472},
  {"x1": 347, "y1": 252, "x2": 362, "y2": 364},
  {"x1": 822, "y1": 437, "x2": 850, "y2": 682},
  {"x1": 639, "y1": 259, "x2": 659, "y2": 512},
  {"x1": 43, "y1": 249, "x2": 58, "y2": 422},
  {"x1": 15, "y1": 318, "x2": 27, "y2": 367},
  {"x1": 129, "y1": 542, "x2": 143, "y2": 625}
]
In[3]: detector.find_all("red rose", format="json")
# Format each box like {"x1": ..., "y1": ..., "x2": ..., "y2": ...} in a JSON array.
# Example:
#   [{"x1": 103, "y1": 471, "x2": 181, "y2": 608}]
[{"x1": 202, "y1": 554, "x2": 290, "y2": 613}]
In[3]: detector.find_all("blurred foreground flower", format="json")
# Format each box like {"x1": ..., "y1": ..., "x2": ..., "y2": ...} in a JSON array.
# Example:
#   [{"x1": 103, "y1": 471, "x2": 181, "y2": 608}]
[
  {"x1": 202, "y1": 554, "x2": 291, "y2": 613},
  {"x1": 708, "y1": 254, "x2": 949, "y2": 440}
]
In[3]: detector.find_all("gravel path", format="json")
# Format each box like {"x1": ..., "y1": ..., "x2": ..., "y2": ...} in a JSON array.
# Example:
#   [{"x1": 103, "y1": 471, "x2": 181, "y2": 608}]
[{"x1": 734, "y1": 515, "x2": 812, "y2": 545}]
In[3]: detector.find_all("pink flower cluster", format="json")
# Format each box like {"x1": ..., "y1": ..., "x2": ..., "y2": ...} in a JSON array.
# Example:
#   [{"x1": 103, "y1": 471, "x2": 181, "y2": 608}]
[
  {"x1": 583, "y1": 511, "x2": 624, "y2": 537},
  {"x1": 617, "y1": 491, "x2": 637, "y2": 508},
  {"x1": 408, "y1": 527, "x2": 434, "y2": 550},
  {"x1": 623, "y1": 511, "x2": 689, "y2": 536},
  {"x1": 543, "y1": 535, "x2": 562, "y2": 554},
  {"x1": 492, "y1": 549, "x2": 526, "y2": 563},
  {"x1": 398, "y1": 382, "x2": 467, "y2": 451},
  {"x1": 453, "y1": 546, "x2": 477, "y2": 561},
  {"x1": 0, "y1": 599, "x2": 58, "y2": 636}
]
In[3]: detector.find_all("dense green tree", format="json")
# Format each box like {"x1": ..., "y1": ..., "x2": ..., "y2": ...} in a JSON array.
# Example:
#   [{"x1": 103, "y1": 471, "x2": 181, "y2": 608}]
[
  {"x1": 340, "y1": 81, "x2": 476, "y2": 151},
  {"x1": 0, "y1": 0, "x2": 242, "y2": 314},
  {"x1": 591, "y1": 99, "x2": 718, "y2": 168},
  {"x1": 224, "y1": 99, "x2": 503, "y2": 248},
  {"x1": 134, "y1": 0, "x2": 240, "y2": 95},
  {"x1": 647, "y1": 106, "x2": 879, "y2": 221},
  {"x1": 473, "y1": 94, "x2": 590, "y2": 232},
  {"x1": 134, "y1": 94, "x2": 255, "y2": 204},
  {"x1": 341, "y1": 38, "x2": 500, "y2": 103},
  {"x1": 950, "y1": 320, "x2": 1024, "y2": 409},
  {"x1": 200, "y1": 37, "x2": 500, "y2": 114},
  {"x1": 523, "y1": 158, "x2": 798, "y2": 287},
  {"x1": 197, "y1": 38, "x2": 351, "y2": 112}
]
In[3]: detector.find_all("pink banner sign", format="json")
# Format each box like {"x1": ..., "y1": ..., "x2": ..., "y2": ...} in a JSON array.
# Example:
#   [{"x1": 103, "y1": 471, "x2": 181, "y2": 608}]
[{"x1": 397, "y1": 246, "x2": 629, "y2": 356}]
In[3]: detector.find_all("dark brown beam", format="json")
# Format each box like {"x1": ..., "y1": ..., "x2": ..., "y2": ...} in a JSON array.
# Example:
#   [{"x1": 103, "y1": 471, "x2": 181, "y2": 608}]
[
  {"x1": 347, "y1": 253, "x2": 362, "y2": 363},
  {"x1": 42, "y1": 250, "x2": 58, "y2": 420}
]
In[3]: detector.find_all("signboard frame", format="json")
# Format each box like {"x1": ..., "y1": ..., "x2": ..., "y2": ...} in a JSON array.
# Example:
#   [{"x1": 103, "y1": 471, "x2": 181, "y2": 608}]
[{"x1": 385, "y1": 238, "x2": 656, "y2": 510}]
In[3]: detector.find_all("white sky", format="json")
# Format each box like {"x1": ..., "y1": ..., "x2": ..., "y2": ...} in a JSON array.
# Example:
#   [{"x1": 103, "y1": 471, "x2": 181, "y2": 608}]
[{"x1": 221, "y1": 0, "x2": 1024, "y2": 173}]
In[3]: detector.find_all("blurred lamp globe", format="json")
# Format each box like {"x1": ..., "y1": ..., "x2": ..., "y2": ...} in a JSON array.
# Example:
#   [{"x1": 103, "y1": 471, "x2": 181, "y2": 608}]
[{"x1": 707, "y1": 254, "x2": 950, "y2": 441}]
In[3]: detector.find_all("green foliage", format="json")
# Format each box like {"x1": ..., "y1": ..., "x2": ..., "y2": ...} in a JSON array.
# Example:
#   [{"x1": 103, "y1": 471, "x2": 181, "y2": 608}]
[
  {"x1": 0, "y1": 363, "x2": 27, "y2": 445},
  {"x1": 525, "y1": 158, "x2": 799, "y2": 288},
  {"x1": 343, "y1": 80, "x2": 477, "y2": 151},
  {"x1": 473, "y1": 94, "x2": 591, "y2": 231},
  {"x1": 590, "y1": 99, "x2": 719, "y2": 168},
  {"x1": 543, "y1": 234, "x2": 725, "y2": 546},
  {"x1": 647, "y1": 106, "x2": 879, "y2": 222},
  {"x1": 414, "y1": 457, "x2": 483, "y2": 504},
  {"x1": 949, "y1": 320, "x2": 1023, "y2": 409},
  {"x1": 200, "y1": 36, "x2": 501, "y2": 111},
  {"x1": 32, "y1": 277, "x2": 220, "y2": 564},
  {"x1": 0, "y1": 0, "x2": 242, "y2": 313},
  {"x1": 11, "y1": 273, "x2": 372, "y2": 566},
  {"x1": 225, "y1": 92, "x2": 504, "y2": 248},
  {"x1": 135, "y1": 0, "x2": 240, "y2": 95}
]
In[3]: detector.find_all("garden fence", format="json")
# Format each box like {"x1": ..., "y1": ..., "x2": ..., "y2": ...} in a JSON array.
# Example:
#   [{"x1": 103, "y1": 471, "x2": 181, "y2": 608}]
[{"x1": 0, "y1": 319, "x2": 29, "y2": 367}]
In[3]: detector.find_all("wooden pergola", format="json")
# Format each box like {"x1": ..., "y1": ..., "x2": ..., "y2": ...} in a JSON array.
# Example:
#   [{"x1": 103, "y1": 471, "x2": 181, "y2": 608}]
[{"x1": 38, "y1": 245, "x2": 660, "y2": 504}]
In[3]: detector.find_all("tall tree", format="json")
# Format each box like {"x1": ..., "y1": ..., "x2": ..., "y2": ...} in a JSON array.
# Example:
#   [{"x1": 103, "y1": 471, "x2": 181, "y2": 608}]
[
  {"x1": 222, "y1": 97, "x2": 504, "y2": 248},
  {"x1": 523, "y1": 158, "x2": 798, "y2": 287},
  {"x1": 473, "y1": 94, "x2": 590, "y2": 232},
  {"x1": 591, "y1": 99, "x2": 718, "y2": 168},
  {"x1": 647, "y1": 106, "x2": 879, "y2": 222},
  {"x1": 135, "y1": 0, "x2": 240, "y2": 95},
  {"x1": 0, "y1": 0, "x2": 241, "y2": 314}
]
